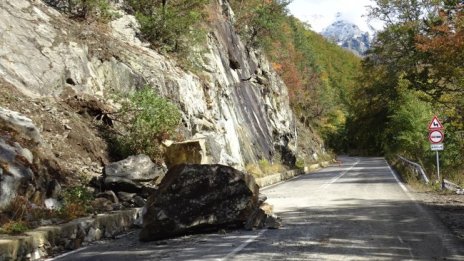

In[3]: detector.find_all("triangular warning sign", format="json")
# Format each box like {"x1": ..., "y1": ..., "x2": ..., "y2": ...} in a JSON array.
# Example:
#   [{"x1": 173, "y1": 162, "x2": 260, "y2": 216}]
[{"x1": 428, "y1": 116, "x2": 444, "y2": 130}]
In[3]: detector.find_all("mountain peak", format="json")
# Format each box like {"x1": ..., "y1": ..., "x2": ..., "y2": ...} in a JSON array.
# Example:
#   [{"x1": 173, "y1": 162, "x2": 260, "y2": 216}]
[{"x1": 321, "y1": 20, "x2": 371, "y2": 56}]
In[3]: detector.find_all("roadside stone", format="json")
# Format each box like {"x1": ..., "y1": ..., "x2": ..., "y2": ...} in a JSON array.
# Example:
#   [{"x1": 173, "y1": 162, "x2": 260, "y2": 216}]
[
  {"x1": 84, "y1": 227, "x2": 97, "y2": 242},
  {"x1": 112, "y1": 203, "x2": 123, "y2": 211},
  {"x1": 117, "y1": 191, "x2": 136, "y2": 202},
  {"x1": 91, "y1": 198, "x2": 114, "y2": 212},
  {"x1": 133, "y1": 207, "x2": 145, "y2": 228},
  {"x1": 139, "y1": 164, "x2": 259, "y2": 241},
  {"x1": 245, "y1": 202, "x2": 281, "y2": 230},
  {"x1": 44, "y1": 198, "x2": 62, "y2": 210},
  {"x1": 265, "y1": 214, "x2": 282, "y2": 229},
  {"x1": 104, "y1": 154, "x2": 167, "y2": 183},
  {"x1": 132, "y1": 195, "x2": 145, "y2": 207},
  {"x1": 140, "y1": 186, "x2": 157, "y2": 198},
  {"x1": 0, "y1": 107, "x2": 42, "y2": 144},
  {"x1": 96, "y1": 190, "x2": 119, "y2": 203},
  {"x1": 103, "y1": 176, "x2": 143, "y2": 194}
]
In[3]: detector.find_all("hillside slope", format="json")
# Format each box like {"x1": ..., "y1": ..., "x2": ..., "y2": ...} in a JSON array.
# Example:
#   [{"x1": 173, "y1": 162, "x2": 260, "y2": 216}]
[
  {"x1": 1, "y1": 0, "x2": 298, "y2": 165},
  {"x1": 0, "y1": 0, "x2": 326, "y2": 210}
]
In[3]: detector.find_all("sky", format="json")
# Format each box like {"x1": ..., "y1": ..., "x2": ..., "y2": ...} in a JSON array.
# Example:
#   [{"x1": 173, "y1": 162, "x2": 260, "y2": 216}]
[{"x1": 288, "y1": 0, "x2": 383, "y2": 33}]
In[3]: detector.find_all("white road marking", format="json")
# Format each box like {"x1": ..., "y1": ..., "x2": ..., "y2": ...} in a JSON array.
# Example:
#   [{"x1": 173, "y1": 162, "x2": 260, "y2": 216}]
[
  {"x1": 218, "y1": 229, "x2": 267, "y2": 261},
  {"x1": 386, "y1": 161, "x2": 409, "y2": 193},
  {"x1": 397, "y1": 236, "x2": 404, "y2": 244},
  {"x1": 45, "y1": 246, "x2": 89, "y2": 260},
  {"x1": 221, "y1": 159, "x2": 359, "y2": 260},
  {"x1": 320, "y1": 159, "x2": 359, "y2": 190},
  {"x1": 387, "y1": 160, "x2": 442, "y2": 259}
]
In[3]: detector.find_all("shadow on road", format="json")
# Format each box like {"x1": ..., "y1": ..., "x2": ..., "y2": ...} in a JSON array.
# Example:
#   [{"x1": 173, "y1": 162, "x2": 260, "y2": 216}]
[
  {"x1": 52, "y1": 198, "x2": 464, "y2": 261},
  {"x1": 51, "y1": 156, "x2": 464, "y2": 260},
  {"x1": 235, "y1": 199, "x2": 464, "y2": 260}
]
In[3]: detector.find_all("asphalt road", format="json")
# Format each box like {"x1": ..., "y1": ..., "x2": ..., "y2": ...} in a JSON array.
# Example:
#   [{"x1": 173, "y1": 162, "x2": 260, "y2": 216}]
[{"x1": 50, "y1": 157, "x2": 464, "y2": 260}]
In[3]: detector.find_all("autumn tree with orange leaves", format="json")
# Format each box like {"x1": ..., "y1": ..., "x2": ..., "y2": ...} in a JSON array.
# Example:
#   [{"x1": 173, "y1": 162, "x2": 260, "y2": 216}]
[{"x1": 348, "y1": 0, "x2": 464, "y2": 184}]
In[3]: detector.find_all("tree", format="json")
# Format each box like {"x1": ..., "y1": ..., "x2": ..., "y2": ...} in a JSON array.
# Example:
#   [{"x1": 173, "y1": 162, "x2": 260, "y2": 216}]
[{"x1": 349, "y1": 0, "x2": 464, "y2": 183}]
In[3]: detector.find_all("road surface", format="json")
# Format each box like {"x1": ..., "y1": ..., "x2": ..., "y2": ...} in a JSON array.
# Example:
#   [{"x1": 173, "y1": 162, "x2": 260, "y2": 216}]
[{"x1": 50, "y1": 157, "x2": 464, "y2": 260}]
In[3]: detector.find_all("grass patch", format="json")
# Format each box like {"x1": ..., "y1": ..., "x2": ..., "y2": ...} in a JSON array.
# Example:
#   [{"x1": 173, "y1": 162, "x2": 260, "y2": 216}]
[
  {"x1": 388, "y1": 157, "x2": 434, "y2": 192},
  {"x1": 0, "y1": 186, "x2": 95, "y2": 235},
  {"x1": 246, "y1": 160, "x2": 287, "y2": 179},
  {"x1": 0, "y1": 221, "x2": 29, "y2": 235},
  {"x1": 0, "y1": 196, "x2": 53, "y2": 235}
]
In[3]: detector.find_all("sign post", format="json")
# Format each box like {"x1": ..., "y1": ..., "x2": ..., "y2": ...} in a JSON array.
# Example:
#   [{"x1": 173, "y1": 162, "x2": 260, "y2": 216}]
[
  {"x1": 436, "y1": 151, "x2": 440, "y2": 181},
  {"x1": 428, "y1": 116, "x2": 444, "y2": 181}
]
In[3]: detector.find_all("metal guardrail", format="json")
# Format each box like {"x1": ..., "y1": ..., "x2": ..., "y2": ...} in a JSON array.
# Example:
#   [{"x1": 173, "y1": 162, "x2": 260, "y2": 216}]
[
  {"x1": 397, "y1": 155, "x2": 430, "y2": 184},
  {"x1": 442, "y1": 179, "x2": 463, "y2": 194}
]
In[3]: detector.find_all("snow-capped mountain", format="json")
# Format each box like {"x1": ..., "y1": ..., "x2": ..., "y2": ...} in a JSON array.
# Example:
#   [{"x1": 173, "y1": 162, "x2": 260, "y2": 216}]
[{"x1": 322, "y1": 20, "x2": 371, "y2": 56}]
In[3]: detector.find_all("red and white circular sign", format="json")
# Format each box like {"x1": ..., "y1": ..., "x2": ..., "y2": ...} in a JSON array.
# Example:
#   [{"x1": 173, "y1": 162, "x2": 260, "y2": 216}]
[{"x1": 429, "y1": 130, "x2": 444, "y2": 144}]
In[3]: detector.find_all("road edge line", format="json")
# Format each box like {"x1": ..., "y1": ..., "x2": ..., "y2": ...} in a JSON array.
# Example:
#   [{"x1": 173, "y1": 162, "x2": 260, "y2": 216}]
[
  {"x1": 219, "y1": 229, "x2": 267, "y2": 261},
  {"x1": 386, "y1": 161, "x2": 409, "y2": 193},
  {"x1": 385, "y1": 159, "x2": 464, "y2": 258}
]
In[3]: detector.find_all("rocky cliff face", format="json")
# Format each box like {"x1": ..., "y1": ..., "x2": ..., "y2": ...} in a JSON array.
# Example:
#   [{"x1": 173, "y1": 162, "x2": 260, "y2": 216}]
[{"x1": 0, "y1": 0, "x2": 296, "y2": 178}]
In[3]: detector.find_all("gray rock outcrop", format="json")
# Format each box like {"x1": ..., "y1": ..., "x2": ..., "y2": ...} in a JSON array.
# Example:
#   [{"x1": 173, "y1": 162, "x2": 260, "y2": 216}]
[
  {"x1": 0, "y1": 0, "x2": 297, "y2": 171},
  {"x1": 139, "y1": 164, "x2": 260, "y2": 241},
  {"x1": 0, "y1": 108, "x2": 38, "y2": 209},
  {"x1": 0, "y1": 107, "x2": 42, "y2": 145},
  {"x1": 0, "y1": 137, "x2": 35, "y2": 209}
]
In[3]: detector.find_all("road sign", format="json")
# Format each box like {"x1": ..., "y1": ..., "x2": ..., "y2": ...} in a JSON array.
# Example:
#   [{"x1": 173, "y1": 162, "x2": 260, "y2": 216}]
[
  {"x1": 431, "y1": 143, "x2": 444, "y2": 151},
  {"x1": 428, "y1": 116, "x2": 444, "y2": 130},
  {"x1": 427, "y1": 116, "x2": 444, "y2": 181},
  {"x1": 429, "y1": 130, "x2": 444, "y2": 143}
]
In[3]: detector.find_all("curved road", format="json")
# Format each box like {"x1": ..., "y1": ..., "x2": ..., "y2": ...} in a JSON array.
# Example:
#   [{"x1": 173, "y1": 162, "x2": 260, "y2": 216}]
[{"x1": 50, "y1": 157, "x2": 464, "y2": 260}]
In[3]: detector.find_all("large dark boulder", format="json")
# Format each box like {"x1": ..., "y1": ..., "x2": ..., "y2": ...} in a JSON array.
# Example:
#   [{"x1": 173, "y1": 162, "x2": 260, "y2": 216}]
[{"x1": 139, "y1": 164, "x2": 260, "y2": 241}]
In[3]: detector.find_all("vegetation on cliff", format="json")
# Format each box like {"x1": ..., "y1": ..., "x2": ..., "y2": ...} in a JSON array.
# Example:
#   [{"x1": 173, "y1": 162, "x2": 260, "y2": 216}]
[
  {"x1": 40, "y1": 0, "x2": 463, "y2": 184},
  {"x1": 114, "y1": 87, "x2": 182, "y2": 163},
  {"x1": 230, "y1": 0, "x2": 361, "y2": 153},
  {"x1": 230, "y1": 0, "x2": 463, "y2": 184},
  {"x1": 127, "y1": 0, "x2": 208, "y2": 54}
]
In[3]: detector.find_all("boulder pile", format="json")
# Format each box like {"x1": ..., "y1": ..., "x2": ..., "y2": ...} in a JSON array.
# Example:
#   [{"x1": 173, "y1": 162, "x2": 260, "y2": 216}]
[{"x1": 90, "y1": 154, "x2": 166, "y2": 209}]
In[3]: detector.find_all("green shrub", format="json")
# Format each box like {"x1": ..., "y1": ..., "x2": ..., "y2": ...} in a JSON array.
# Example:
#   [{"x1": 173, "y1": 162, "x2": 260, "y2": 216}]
[
  {"x1": 246, "y1": 160, "x2": 287, "y2": 178},
  {"x1": 116, "y1": 87, "x2": 182, "y2": 162},
  {"x1": 295, "y1": 158, "x2": 305, "y2": 170},
  {"x1": 59, "y1": 186, "x2": 94, "y2": 221},
  {"x1": 69, "y1": 0, "x2": 114, "y2": 21},
  {"x1": 127, "y1": 0, "x2": 208, "y2": 54},
  {"x1": 230, "y1": 0, "x2": 290, "y2": 48}
]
